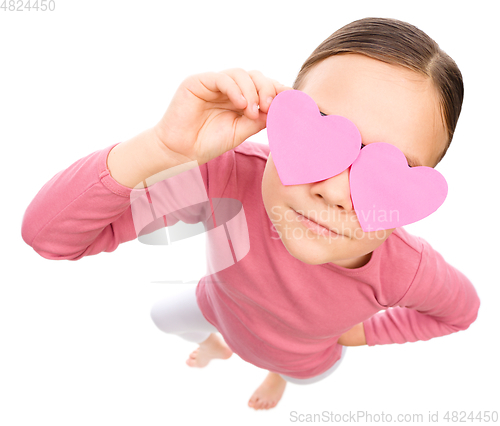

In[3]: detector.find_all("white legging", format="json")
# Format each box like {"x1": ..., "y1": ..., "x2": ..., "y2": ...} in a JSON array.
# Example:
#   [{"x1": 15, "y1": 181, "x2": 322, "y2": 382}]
[{"x1": 150, "y1": 285, "x2": 347, "y2": 385}]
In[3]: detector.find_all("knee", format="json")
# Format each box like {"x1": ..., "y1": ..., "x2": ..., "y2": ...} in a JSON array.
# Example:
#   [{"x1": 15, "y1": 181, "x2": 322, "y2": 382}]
[{"x1": 150, "y1": 301, "x2": 168, "y2": 332}]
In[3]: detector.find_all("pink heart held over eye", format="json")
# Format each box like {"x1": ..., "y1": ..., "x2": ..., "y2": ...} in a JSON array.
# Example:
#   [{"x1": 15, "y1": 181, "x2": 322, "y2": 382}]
[
  {"x1": 267, "y1": 90, "x2": 361, "y2": 185},
  {"x1": 266, "y1": 89, "x2": 448, "y2": 232},
  {"x1": 349, "y1": 142, "x2": 448, "y2": 232}
]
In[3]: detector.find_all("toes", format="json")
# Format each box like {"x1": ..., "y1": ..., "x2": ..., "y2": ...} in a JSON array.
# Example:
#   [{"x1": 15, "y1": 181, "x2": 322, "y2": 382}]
[{"x1": 249, "y1": 398, "x2": 262, "y2": 410}]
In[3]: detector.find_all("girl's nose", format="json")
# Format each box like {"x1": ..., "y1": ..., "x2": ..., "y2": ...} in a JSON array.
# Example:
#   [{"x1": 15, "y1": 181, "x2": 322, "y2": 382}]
[{"x1": 308, "y1": 167, "x2": 353, "y2": 212}]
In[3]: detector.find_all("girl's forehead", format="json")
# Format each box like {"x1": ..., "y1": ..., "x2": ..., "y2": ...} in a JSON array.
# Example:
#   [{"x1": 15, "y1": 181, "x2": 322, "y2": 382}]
[{"x1": 301, "y1": 54, "x2": 447, "y2": 168}]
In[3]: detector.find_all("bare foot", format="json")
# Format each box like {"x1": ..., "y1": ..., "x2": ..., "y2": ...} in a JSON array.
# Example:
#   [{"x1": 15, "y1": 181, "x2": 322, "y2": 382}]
[
  {"x1": 248, "y1": 371, "x2": 287, "y2": 410},
  {"x1": 185, "y1": 333, "x2": 233, "y2": 368}
]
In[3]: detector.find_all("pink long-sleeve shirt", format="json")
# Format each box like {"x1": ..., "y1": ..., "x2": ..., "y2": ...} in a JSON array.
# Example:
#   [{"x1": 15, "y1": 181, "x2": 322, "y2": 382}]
[{"x1": 21, "y1": 141, "x2": 481, "y2": 379}]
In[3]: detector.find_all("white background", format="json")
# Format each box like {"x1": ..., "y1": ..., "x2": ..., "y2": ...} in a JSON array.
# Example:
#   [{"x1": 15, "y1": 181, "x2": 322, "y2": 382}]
[{"x1": 2, "y1": 0, "x2": 499, "y2": 425}]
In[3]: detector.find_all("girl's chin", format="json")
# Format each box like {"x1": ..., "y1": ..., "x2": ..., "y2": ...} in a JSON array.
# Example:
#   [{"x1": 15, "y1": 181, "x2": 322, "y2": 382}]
[{"x1": 281, "y1": 236, "x2": 331, "y2": 265}]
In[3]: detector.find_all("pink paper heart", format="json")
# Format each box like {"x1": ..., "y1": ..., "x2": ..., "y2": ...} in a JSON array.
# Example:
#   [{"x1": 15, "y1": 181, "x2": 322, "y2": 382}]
[
  {"x1": 267, "y1": 90, "x2": 361, "y2": 185},
  {"x1": 349, "y1": 143, "x2": 448, "y2": 232}
]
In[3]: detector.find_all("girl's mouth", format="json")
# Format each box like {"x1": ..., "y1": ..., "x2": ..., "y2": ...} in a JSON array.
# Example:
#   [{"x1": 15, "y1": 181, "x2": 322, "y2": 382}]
[{"x1": 292, "y1": 209, "x2": 344, "y2": 238}]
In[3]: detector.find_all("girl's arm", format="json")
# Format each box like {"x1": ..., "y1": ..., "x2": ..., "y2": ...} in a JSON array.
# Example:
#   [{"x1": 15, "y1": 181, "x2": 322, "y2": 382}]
[
  {"x1": 21, "y1": 129, "x2": 208, "y2": 260},
  {"x1": 362, "y1": 237, "x2": 480, "y2": 346},
  {"x1": 107, "y1": 127, "x2": 196, "y2": 189},
  {"x1": 21, "y1": 70, "x2": 289, "y2": 261}
]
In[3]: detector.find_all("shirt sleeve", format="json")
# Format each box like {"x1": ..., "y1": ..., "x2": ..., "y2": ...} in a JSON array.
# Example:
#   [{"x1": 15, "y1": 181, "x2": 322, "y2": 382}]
[
  {"x1": 362, "y1": 236, "x2": 481, "y2": 346},
  {"x1": 21, "y1": 142, "x2": 210, "y2": 261}
]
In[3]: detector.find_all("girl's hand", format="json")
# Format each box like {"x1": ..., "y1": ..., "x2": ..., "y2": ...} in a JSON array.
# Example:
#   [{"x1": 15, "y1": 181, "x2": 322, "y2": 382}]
[
  {"x1": 338, "y1": 323, "x2": 367, "y2": 346},
  {"x1": 154, "y1": 68, "x2": 293, "y2": 165}
]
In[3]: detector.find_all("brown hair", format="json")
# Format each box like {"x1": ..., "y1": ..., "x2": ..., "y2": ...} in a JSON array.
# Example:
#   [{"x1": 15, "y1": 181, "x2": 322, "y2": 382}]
[{"x1": 292, "y1": 17, "x2": 463, "y2": 167}]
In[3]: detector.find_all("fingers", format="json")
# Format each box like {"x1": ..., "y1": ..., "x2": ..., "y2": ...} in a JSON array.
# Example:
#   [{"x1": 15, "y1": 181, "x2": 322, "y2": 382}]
[
  {"x1": 248, "y1": 71, "x2": 290, "y2": 114},
  {"x1": 189, "y1": 68, "x2": 293, "y2": 120},
  {"x1": 221, "y1": 68, "x2": 292, "y2": 119},
  {"x1": 188, "y1": 71, "x2": 248, "y2": 112},
  {"x1": 221, "y1": 68, "x2": 261, "y2": 119},
  {"x1": 274, "y1": 81, "x2": 295, "y2": 95}
]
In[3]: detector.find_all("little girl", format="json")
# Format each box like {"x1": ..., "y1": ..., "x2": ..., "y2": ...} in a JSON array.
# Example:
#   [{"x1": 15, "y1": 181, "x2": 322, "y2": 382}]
[{"x1": 21, "y1": 17, "x2": 480, "y2": 411}]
